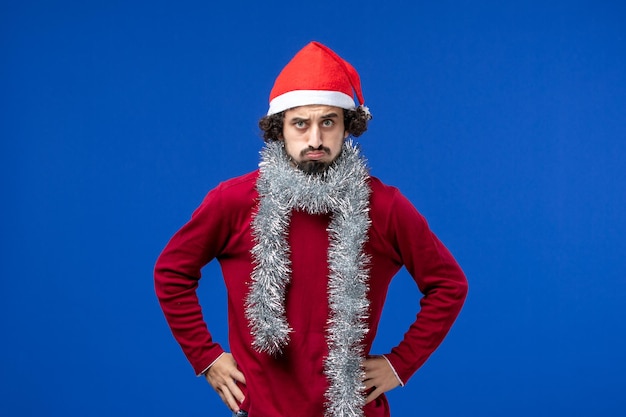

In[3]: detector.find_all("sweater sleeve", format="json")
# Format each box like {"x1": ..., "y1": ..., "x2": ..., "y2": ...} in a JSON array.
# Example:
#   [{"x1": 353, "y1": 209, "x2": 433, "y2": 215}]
[
  {"x1": 154, "y1": 185, "x2": 231, "y2": 375},
  {"x1": 383, "y1": 190, "x2": 468, "y2": 384}
]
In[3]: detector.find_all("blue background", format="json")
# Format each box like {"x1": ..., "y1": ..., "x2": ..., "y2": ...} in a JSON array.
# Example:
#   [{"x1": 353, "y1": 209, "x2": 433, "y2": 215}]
[{"x1": 2, "y1": 1, "x2": 625, "y2": 416}]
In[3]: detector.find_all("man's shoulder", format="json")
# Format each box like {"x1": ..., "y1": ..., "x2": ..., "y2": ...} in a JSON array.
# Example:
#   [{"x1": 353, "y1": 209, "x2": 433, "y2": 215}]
[
  {"x1": 368, "y1": 176, "x2": 427, "y2": 236},
  {"x1": 202, "y1": 170, "x2": 259, "y2": 210},
  {"x1": 368, "y1": 175, "x2": 401, "y2": 199},
  {"x1": 216, "y1": 170, "x2": 260, "y2": 193},
  {"x1": 368, "y1": 175, "x2": 421, "y2": 214}
]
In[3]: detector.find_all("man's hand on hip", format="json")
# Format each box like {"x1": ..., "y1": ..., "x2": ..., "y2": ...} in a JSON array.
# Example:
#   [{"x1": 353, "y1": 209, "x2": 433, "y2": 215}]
[
  {"x1": 204, "y1": 353, "x2": 246, "y2": 412},
  {"x1": 362, "y1": 355, "x2": 401, "y2": 404}
]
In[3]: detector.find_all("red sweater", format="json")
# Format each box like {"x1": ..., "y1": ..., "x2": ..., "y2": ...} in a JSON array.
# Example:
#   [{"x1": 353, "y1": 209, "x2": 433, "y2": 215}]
[{"x1": 154, "y1": 170, "x2": 467, "y2": 417}]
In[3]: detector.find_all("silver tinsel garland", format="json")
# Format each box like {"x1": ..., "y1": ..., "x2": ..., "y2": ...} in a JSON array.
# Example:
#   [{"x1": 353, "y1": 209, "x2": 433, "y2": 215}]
[{"x1": 246, "y1": 139, "x2": 372, "y2": 417}]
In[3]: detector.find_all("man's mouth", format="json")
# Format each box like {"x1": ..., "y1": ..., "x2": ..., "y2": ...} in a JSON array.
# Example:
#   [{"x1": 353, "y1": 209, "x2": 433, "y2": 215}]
[{"x1": 305, "y1": 150, "x2": 327, "y2": 160}]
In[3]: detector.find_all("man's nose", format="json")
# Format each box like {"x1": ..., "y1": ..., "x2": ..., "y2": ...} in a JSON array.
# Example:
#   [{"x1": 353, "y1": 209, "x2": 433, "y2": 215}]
[{"x1": 307, "y1": 125, "x2": 322, "y2": 148}]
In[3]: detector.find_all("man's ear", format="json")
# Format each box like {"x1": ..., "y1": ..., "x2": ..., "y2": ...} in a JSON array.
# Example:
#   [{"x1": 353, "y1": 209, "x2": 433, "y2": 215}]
[{"x1": 344, "y1": 130, "x2": 350, "y2": 139}]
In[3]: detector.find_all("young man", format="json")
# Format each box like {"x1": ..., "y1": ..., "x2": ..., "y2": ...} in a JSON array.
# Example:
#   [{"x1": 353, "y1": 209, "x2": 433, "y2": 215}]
[{"x1": 154, "y1": 41, "x2": 468, "y2": 417}]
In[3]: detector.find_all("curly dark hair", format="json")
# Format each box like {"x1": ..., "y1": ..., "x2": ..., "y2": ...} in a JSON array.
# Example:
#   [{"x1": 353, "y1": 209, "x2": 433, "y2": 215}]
[{"x1": 258, "y1": 106, "x2": 372, "y2": 142}]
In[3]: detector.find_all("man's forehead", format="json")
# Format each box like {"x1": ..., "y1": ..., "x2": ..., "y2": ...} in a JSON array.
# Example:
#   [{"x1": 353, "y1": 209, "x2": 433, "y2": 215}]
[{"x1": 285, "y1": 105, "x2": 344, "y2": 118}]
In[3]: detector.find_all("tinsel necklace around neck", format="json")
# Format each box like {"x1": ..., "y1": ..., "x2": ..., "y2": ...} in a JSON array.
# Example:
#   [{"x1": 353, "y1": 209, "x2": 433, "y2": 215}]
[{"x1": 246, "y1": 139, "x2": 372, "y2": 417}]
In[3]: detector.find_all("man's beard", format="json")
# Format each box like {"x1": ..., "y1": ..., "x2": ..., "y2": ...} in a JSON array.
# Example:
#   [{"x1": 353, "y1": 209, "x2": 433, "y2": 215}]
[
  {"x1": 296, "y1": 160, "x2": 330, "y2": 175},
  {"x1": 293, "y1": 146, "x2": 340, "y2": 175}
]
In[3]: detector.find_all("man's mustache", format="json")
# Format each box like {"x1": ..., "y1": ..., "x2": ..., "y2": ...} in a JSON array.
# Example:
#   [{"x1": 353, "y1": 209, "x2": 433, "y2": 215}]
[{"x1": 300, "y1": 145, "x2": 331, "y2": 158}]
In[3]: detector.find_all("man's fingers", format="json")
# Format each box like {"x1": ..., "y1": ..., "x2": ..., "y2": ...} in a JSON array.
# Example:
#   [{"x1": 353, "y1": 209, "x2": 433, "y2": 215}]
[
  {"x1": 362, "y1": 378, "x2": 376, "y2": 391},
  {"x1": 364, "y1": 385, "x2": 383, "y2": 404},
  {"x1": 210, "y1": 374, "x2": 245, "y2": 410},
  {"x1": 218, "y1": 384, "x2": 241, "y2": 412},
  {"x1": 204, "y1": 353, "x2": 247, "y2": 411},
  {"x1": 361, "y1": 355, "x2": 401, "y2": 404},
  {"x1": 232, "y1": 368, "x2": 247, "y2": 385},
  {"x1": 226, "y1": 378, "x2": 245, "y2": 404}
]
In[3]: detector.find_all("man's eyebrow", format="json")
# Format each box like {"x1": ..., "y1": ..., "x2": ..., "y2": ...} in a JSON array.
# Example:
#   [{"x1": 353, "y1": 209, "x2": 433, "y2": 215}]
[{"x1": 288, "y1": 113, "x2": 339, "y2": 122}]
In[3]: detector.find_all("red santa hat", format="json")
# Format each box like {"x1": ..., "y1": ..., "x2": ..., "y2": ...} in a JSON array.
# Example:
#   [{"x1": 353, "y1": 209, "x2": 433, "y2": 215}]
[{"x1": 267, "y1": 41, "x2": 366, "y2": 116}]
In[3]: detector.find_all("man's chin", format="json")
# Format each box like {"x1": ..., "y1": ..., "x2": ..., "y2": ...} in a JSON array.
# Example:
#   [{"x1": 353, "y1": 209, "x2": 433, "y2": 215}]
[{"x1": 296, "y1": 160, "x2": 331, "y2": 175}]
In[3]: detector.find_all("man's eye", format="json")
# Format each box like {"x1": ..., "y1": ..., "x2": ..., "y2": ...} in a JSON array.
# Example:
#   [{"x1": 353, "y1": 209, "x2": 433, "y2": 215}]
[
  {"x1": 295, "y1": 121, "x2": 306, "y2": 128},
  {"x1": 322, "y1": 120, "x2": 334, "y2": 127}
]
